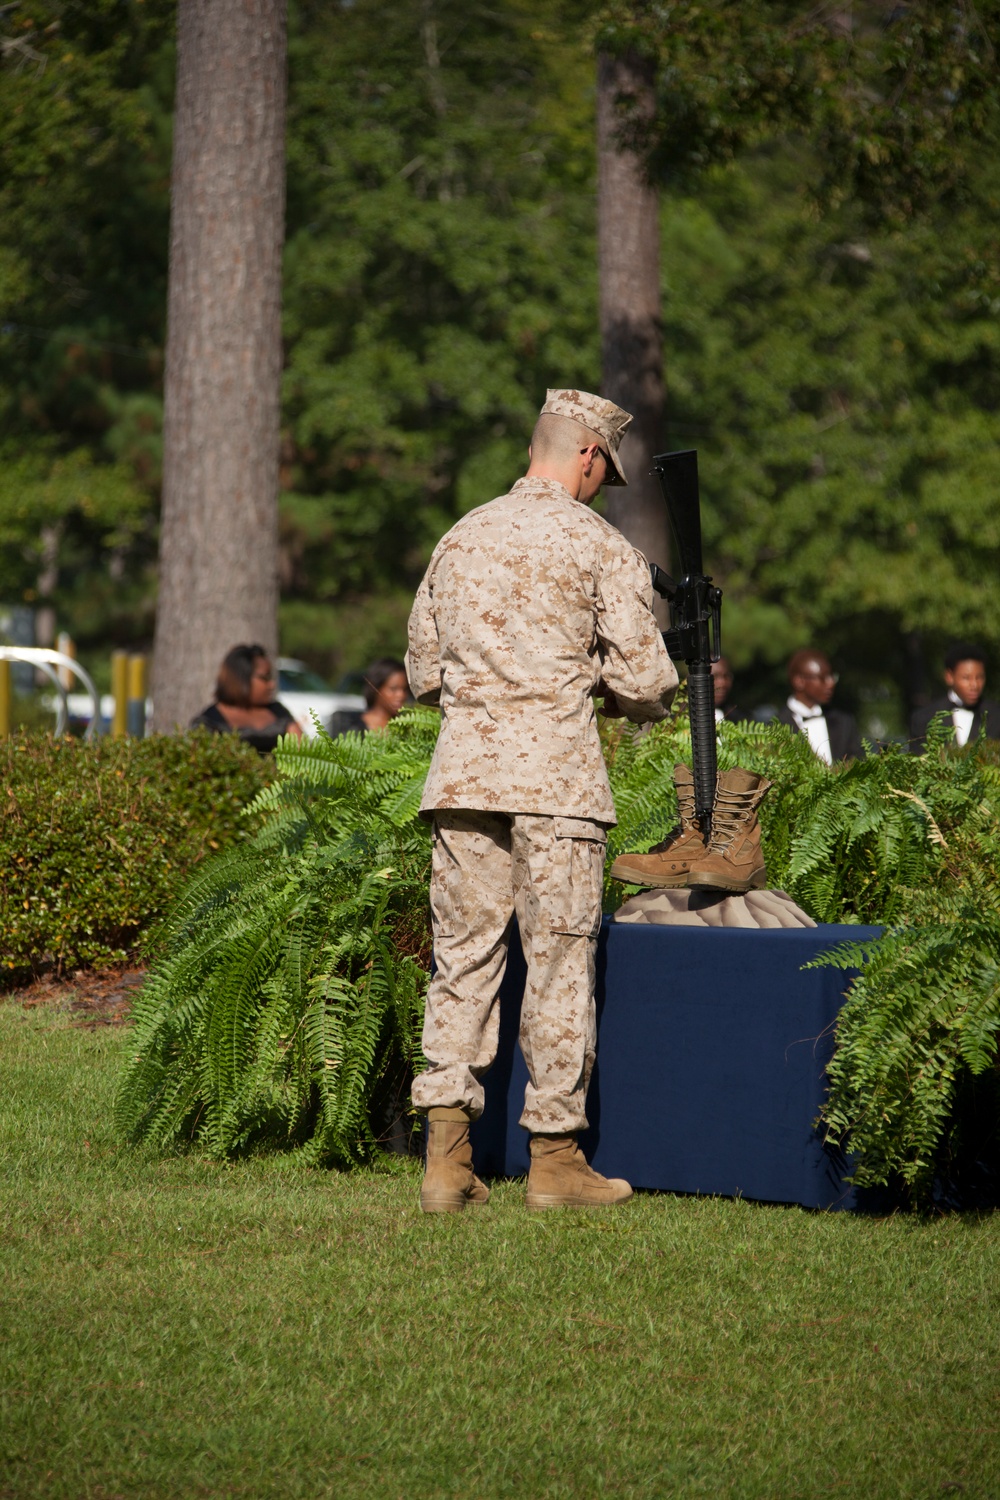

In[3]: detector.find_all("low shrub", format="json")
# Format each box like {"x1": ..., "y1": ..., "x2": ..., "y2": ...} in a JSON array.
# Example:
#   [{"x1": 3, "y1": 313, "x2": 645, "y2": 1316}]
[{"x1": 1, "y1": 731, "x2": 272, "y2": 982}]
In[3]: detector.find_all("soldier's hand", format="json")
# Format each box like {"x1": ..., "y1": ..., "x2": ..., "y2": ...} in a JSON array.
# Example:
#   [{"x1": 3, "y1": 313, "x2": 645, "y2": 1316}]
[{"x1": 600, "y1": 689, "x2": 626, "y2": 719}]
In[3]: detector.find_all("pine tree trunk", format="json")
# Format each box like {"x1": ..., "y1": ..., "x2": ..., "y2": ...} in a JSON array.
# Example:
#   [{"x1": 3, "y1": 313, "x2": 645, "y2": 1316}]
[
  {"x1": 596, "y1": 48, "x2": 670, "y2": 584},
  {"x1": 152, "y1": 0, "x2": 287, "y2": 731}
]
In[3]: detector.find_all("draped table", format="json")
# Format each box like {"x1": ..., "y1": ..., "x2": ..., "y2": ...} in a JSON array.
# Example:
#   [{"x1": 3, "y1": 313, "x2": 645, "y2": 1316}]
[{"x1": 470, "y1": 918, "x2": 881, "y2": 1210}]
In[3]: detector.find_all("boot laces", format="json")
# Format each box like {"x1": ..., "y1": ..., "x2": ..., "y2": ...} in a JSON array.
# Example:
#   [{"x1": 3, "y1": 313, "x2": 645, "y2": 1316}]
[
  {"x1": 708, "y1": 786, "x2": 765, "y2": 851},
  {"x1": 649, "y1": 821, "x2": 683, "y2": 853},
  {"x1": 672, "y1": 770, "x2": 695, "y2": 825},
  {"x1": 649, "y1": 774, "x2": 696, "y2": 852}
]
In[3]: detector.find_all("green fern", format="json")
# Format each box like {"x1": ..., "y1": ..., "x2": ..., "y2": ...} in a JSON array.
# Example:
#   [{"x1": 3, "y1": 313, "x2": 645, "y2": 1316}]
[
  {"x1": 117, "y1": 702, "x2": 1000, "y2": 1189},
  {"x1": 814, "y1": 734, "x2": 1000, "y2": 1198},
  {"x1": 115, "y1": 711, "x2": 436, "y2": 1165}
]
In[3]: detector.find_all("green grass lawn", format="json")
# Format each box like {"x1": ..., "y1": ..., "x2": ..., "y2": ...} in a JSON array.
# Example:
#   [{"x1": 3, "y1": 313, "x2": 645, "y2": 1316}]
[{"x1": 2, "y1": 1000, "x2": 999, "y2": 1500}]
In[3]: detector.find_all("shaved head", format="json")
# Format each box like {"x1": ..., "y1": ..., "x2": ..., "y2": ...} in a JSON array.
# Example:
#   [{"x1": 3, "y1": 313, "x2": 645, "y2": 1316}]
[
  {"x1": 530, "y1": 411, "x2": 606, "y2": 465},
  {"x1": 788, "y1": 648, "x2": 830, "y2": 679}
]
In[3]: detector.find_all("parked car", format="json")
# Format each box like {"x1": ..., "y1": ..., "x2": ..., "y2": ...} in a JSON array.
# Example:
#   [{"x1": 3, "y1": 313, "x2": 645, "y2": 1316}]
[
  {"x1": 63, "y1": 691, "x2": 118, "y2": 736},
  {"x1": 276, "y1": 658, "x2": 365, "y2": 737}
]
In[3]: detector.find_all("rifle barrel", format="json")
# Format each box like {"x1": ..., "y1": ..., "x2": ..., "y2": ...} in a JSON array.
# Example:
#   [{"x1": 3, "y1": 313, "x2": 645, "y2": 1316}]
[{"x1": 687, "y1": 663, "x2": 717, "y2": 835}]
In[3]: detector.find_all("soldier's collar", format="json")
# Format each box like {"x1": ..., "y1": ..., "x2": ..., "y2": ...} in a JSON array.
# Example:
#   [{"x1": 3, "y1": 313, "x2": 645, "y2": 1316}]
[{"x1": 511, "y1": 476, "x2": 577, "y2": 504}]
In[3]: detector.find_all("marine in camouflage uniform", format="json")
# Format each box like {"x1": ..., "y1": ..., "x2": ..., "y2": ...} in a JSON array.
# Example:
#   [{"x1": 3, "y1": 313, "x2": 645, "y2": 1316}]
[{"x1": 407, "y1": 390, "x2": 677, "y2": 1160}]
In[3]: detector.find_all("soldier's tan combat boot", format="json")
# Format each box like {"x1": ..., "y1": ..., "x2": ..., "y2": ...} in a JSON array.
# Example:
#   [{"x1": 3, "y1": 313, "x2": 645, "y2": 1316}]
[
  {"x1": 526, "y1": 1134, "x2": 633, "y2": 1209},
  {"x1": 610, "y1": 765, "x2": 706, "y2": 888},
  {"x1": 420, "y1": 1107, "x2": 490, "y2": 1214},
  {"x1": 687, "y1": 768, "x2": 772, "y2": 893}
]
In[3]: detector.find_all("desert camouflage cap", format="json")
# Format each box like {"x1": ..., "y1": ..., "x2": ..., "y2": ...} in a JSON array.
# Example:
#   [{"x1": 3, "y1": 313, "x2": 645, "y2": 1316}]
[{"x1": 540, "y1": 388, "x2": 633, "y2": 486}]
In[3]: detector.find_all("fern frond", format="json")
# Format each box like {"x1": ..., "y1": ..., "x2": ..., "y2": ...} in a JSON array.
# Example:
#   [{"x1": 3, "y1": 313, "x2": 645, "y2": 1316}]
[{"x1": 118, "y1": 685, "x2": 1000, "y2": 1192}]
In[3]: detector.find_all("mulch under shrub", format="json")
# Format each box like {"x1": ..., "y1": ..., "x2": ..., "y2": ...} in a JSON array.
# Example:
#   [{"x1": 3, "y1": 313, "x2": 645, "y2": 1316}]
[{"x1": 12, "y1": 965, "x2": 148, "y2": 1027}]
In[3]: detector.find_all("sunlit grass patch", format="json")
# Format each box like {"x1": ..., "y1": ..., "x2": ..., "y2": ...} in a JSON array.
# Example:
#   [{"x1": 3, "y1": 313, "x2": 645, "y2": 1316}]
[{"x1": 3, "y1": 1000, "x2": 999, "y2": 1499}]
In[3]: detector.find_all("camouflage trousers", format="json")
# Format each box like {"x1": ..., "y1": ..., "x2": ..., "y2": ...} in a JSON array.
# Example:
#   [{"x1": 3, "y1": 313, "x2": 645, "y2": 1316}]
[{"x1": 411, "y1": 810, "x2": 607, "y2": 1134}]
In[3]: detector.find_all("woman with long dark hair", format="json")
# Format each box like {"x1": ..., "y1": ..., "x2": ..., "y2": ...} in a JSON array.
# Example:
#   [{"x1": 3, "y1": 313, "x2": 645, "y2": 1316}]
[
  {"x1": 190, "y1": 644, "x2": 302, "y2": 754},
  {"x1": 328, "y1": 658, "x2": 409, "y2": 738}
]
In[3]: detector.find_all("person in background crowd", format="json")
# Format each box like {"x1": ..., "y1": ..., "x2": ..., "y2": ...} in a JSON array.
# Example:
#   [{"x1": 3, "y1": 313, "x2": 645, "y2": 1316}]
[
  {"x1": 909, "y1": 643, "x2": 1000, "y2": 752},
  {"x1": 776, "y1": 648, "x2": 863, "y2": 763},
  {"x1": 328, "y1": 657, "x2": 409, "y2": 738},
  {"x1": 711, "y1": 656, "x2": 744, "y2": 724},
  {"x1": 190, "y1": 644, "x2": 301, "y2": 755}
]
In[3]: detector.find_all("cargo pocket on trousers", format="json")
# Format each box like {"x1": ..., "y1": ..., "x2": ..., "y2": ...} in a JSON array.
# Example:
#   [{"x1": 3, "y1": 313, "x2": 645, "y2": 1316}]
[
  {"x1": 429, "y1": 823, "x2": 458, "y2": 937},
  {"x1": 552, "y1": 817, "x2": 607, "y2": 938}
]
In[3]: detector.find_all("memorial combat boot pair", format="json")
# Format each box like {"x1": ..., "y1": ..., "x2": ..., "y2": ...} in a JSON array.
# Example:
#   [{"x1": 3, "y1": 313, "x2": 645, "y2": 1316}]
[
  {"x1": 610, "y1": 765, "x2": 772, "y2": 894},
  {"x1": 420, "y1": 1107, "x2": 490, "y2": 1213}
]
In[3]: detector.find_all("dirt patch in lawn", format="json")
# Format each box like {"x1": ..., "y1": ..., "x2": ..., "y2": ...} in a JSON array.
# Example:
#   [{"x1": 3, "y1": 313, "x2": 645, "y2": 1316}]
[{"x1": 9, "y1": 967, "x2": 147, "y2": 1027}]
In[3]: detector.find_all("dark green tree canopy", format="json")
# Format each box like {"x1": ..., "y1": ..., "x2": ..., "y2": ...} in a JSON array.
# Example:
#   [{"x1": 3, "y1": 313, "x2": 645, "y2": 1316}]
[
  {"x1": 0, "y1": 0, "x2": 173, "y2": 641},
  {"x1": 598, "y1": 1, "x2": 1000, "y2": 221},
  {"x1": 2, "y1": 0, "x2": 998, "y2": 713},
  {"x1": 278, "y1": 0, "x2": 598, "y2": 662}
]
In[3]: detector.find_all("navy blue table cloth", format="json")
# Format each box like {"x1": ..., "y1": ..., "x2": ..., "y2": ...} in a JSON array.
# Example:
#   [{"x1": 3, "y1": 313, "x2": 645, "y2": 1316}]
[{"x1": 469, "y1": 918, "x2": 881, "y2": 1210}]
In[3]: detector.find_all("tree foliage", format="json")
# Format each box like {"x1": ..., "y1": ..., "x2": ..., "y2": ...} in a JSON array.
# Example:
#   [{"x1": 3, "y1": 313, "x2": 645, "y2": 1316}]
[
  {"x1": 278, "y1": 0, "x2": 598, "y2": 664},
  {"x1": 1, "y1": 0, "x2": 597, "y2": 674},
  {"x1": 598, "y1": 1, "x2": 1000, "y2": 222},
  {"x1": 586, "y1": 1, "x2": 1000, "y2": 713},
  {"x1": 660, "y1": 144, "x2": 1000, "y2": 715},
  {"x1": 0, "y1": 0, "x2": 173, "y2": 641},
  {"x1": 3, "y1": 0, "x2": 999, "y2": 705}
]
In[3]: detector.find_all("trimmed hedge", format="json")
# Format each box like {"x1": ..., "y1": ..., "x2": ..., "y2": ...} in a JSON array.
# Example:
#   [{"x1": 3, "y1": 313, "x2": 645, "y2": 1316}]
[{"x1": 1, "y1": 732, "x2": 272, "y2": 982}]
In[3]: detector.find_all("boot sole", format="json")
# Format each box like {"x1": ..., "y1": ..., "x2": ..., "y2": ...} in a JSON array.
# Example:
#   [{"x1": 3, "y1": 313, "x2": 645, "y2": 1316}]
[
  {"x1": 420, "y1": 1193, "x2": 466, "y2": 1213},
  {"x1": 686, "y1": 868, "x2": 767, "y2": 893},
  {"x1": 419, "y1": 1191, "x2": 490, "y2": 1213},
  {"x1": 610, "y1": 863, "x2": 694, "y2": 888},
  {"x1": 526, "y1": 1190, "x2": 634, "y2": 1210}
]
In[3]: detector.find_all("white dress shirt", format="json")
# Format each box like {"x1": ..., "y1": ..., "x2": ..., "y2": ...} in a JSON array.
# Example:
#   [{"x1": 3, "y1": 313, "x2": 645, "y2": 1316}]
[
  {"x1": 948, "y1": 689, "x2": 975, "y2": 748},
  {"x1": 787, "y1": 696, "x2": 833, "y2": 765}
]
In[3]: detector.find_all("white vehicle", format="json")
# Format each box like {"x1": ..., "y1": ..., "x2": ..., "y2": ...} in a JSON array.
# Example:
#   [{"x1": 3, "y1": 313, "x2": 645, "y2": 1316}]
[{"x1": 277, "y1": 658, "x2": 365, "y2": 738}]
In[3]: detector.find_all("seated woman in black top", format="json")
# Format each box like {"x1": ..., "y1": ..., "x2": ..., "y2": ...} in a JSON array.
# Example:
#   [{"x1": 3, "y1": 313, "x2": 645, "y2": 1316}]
[
  {"x1": 328, "y1": 657, "x2": 409, "y2": 738},
  {"x1": 190, "y1": 644, "x2": 302, "y2": 755}
]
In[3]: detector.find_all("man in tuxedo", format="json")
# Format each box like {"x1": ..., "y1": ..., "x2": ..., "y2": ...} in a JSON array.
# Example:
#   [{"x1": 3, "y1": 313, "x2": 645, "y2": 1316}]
[
  {"x1": 909, "y1": 643, "x2": 1000, "y2": 752},
  {"x1": 776, "y1": 649, "x2": 863, "y2": 763}
]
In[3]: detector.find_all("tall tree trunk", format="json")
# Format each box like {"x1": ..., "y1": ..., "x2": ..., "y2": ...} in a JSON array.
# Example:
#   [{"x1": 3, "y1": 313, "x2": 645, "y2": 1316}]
[
  {"x1": 152, "y1": 0, "x2": 287, "y2": 731},
  {"x1": 596, "y1": 48, "x2": 669, "y2": 587}
]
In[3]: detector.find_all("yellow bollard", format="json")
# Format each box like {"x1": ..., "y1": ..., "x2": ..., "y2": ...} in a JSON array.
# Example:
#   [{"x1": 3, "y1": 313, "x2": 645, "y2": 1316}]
[
  {"x1": 111, "y1": 650, "x2": 128, "y2": 740},
  {"x1": 56, "y1": 630, "x2": 76, "y2": 690},
  {"x1": 126, "y1": 653, "x2": 147, "y2": 738},
  {"x1": 0, "y1": 658, "x2": 10, "y2": 738}
]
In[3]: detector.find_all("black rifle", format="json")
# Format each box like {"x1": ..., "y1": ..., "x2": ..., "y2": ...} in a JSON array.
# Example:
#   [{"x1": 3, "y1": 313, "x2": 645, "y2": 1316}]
[{"x1": 648, "y1": 450, "x2": 722, "y2": 836}]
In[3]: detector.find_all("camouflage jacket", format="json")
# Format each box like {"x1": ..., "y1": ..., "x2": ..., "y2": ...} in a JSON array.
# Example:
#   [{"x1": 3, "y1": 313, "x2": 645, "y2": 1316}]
[{"x1": 406, "y1": 476, "x2": 678, "y2": 823}]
